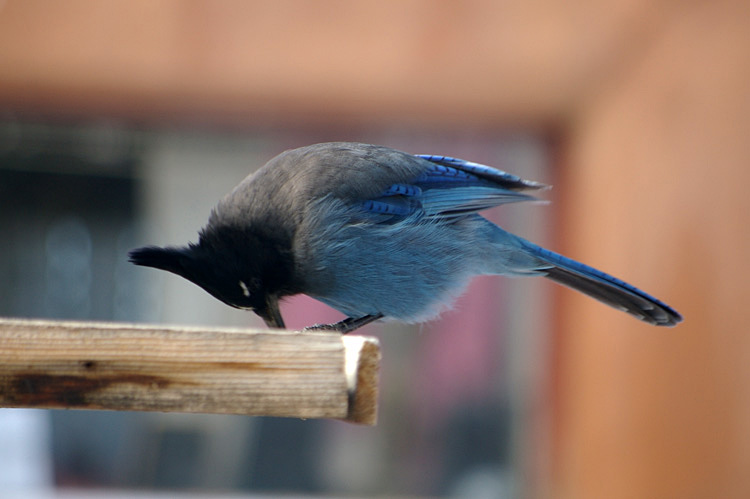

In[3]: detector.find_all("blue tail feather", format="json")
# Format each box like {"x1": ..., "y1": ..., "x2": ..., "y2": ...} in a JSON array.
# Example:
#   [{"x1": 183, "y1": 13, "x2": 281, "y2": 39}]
[{"x1": 521, "y1": 241, "x2": 682, "y2": 326}]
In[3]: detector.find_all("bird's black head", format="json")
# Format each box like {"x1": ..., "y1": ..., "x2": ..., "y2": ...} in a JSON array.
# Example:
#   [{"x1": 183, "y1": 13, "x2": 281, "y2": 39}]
[{"x1": 128, "y1": 225, "x2": 295, "y2": 328}]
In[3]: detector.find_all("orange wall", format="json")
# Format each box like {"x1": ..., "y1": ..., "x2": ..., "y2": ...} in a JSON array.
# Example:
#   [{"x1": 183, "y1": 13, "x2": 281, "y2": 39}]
[
  {"x1": 553, "y1": 1, "x2": 750, "y2": 497},
  {"x1": 0, "y1": 0, "x2": 677, "y2": 128}
]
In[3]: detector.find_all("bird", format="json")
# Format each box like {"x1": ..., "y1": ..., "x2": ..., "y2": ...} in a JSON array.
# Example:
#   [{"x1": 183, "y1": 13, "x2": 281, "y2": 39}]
[{"x1": 129, "y1": 142, "x2": 682, "y2": 333}]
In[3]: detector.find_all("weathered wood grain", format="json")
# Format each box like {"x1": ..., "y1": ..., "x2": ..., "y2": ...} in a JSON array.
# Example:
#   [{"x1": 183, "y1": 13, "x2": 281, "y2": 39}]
[{"x1": 0, "y1": 318, "x2": 380, "y2": 425}]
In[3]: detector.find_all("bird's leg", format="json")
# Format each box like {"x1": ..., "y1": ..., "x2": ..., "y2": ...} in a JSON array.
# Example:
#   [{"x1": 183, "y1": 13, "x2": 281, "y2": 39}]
[{"x1": 304, "y1": 314, "x2": 384, "y2": 334}]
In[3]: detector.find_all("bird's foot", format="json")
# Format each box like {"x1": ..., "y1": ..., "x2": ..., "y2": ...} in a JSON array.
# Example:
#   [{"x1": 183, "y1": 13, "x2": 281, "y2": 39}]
[{"x1": 304, "y1": 314, "x2": 383, "y2": 334}]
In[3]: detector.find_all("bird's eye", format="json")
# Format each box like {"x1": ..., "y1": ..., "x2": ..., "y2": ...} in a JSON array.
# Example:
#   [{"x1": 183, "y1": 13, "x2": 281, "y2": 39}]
[{"x1": 238, "y1": 280, "x2": 251, "y2": 298}]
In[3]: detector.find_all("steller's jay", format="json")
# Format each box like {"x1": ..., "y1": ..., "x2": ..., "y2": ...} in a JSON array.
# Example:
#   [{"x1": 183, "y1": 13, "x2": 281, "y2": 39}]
[{"x1": 129, "y1": 142, "x2": 682, "y2": 332}]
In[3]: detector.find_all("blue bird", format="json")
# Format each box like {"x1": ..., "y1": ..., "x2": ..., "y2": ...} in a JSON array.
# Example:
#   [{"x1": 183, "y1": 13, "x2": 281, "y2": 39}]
[{"x1": 129, "y1": 142, "x2": 682, "y2": 332}]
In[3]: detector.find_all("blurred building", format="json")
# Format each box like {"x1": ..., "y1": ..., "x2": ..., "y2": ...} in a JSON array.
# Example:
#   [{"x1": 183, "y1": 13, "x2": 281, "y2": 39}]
[{"x1": 0, "y1": 1, "x2": 748, "y2": 498}]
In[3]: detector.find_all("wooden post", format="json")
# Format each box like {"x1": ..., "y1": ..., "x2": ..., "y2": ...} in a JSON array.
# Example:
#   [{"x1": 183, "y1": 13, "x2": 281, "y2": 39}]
[{"x1": 0, "y1": 318, "x2": 380, "y2": 425}]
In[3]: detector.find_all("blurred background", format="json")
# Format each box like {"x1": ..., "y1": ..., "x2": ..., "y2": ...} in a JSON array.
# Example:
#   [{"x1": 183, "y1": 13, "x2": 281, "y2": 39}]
[{"x1": 0, "y1": 1, "x2": 748, "y2": 498}]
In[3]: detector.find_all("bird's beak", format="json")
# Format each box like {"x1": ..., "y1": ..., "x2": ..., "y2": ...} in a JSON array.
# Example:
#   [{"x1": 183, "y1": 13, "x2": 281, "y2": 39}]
[{"x1": 259, "y1": 295, "x2": 285, "y2": 329}]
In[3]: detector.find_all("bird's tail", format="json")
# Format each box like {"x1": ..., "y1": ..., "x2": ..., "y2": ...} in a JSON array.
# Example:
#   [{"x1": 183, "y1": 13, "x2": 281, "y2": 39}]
[{"x1": 517, "y1": 239, "x2": 682, "y2": 326}]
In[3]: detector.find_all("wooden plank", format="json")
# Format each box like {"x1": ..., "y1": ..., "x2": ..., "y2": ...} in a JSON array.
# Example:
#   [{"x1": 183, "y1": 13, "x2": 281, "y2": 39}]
[{"x1": 0, "y1": 318, "x2": 380, "y2": 425}]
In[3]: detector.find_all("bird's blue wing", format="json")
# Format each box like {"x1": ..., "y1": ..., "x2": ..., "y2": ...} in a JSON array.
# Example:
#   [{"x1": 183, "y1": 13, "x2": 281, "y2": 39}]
[
  {"x1": 416, "y1": 155, "x2": 546, "y2": 191},
  {"x1": 359, "y1": 154, "x2": 547, "y2": 220}
]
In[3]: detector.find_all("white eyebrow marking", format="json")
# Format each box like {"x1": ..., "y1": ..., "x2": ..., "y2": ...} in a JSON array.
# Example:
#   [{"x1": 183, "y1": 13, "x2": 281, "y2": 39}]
[{"x1": 239, "y1": 280, "x2": 250, "y2": 297}]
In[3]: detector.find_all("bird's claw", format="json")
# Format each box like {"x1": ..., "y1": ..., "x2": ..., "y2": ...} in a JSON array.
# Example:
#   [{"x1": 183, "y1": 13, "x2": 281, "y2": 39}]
[{"x1": 303, "y1": 314, "x2": 384, "y2": 334}]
